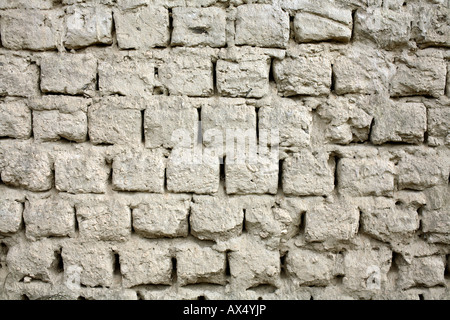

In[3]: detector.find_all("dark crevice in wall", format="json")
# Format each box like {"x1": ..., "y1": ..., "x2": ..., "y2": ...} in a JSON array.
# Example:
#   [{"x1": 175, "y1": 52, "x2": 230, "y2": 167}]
[
  {"x1": 74, "y1": 206, "x2": 79, "y2": 234},
  {"x1": 279, "y1": 252, "x2": 287, "y2": 278},
  {"x1": 52, "y1": 249, "x2": 64, "y2": 274},
  {"x1": 212, "y1": 60, "x2": 217, "y2": 95},
  {"x1": 220, "y1": 157, "x2": 226, "y2": 192},
  {"x1": 113, "y1": 252, "x2": 123, "y2": 286},
  {"x1": 225, "y1": 250, "x2": 231, "y2": 278},
  {"x1": 197, "y1": 107, "x2": 202, "y2": 145},
  {"x1": 141, "y1": 109, "x2": 146, "y2": 144},
  {"x1": 277, "y1": 160, "x2": 283, "y2": 193},
  {"x1": 242, "y1": 209, "x2": 247, "y2": 234},
  {"x1": 168, "y1": 8, "x2": 173, "y2": 47},
  {"x1": 255, "y1": 107, "x2": 260, "y2": 143},
  {"x1": 171, "y1": 257, "x2": 177, "y2": 284},
  {"x1": 330, "y1": 64, "x2": 335, "y2": 92},
  {"x1": 350, "y1": 10, "x2": 358, "y2": 42}
]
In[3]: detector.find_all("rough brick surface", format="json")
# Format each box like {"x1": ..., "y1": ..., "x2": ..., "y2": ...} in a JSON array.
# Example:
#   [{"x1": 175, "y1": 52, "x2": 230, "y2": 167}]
[{"x1": 1, "y1": 0, "x2": 449, "y2": 301}]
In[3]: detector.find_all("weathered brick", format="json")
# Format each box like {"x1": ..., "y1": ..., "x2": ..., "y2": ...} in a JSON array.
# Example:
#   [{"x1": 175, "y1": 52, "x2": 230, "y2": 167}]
[
  {"x1": 216, "y1": 52, "x2": 271, "y2": 98},
  {"x1": 235, "y1": 4, "x2": 289, "y2": 48},
  {"x1": 190, "y1": 195, "x2": 243, "y2": 241},
  {"x1": 33, "y1": 110, "x2": 87, "y2": 143},
  {"x1": 62, "y1": 240, "x2": 115, "y2": 287},
  {"x1": 397, "y1": 256, "x2": 446, "y2": 289},
  {"x1": 166, "y1": 151, "x2": 220, "y2": 194},
  {"x1": 118, "y1": 238, "x2": 172, "y2": 287},
  {"x1": 333, "y1": 46, "x2": 393, "y2": 95},
  {"x1": 88, "y1": 98, "x2": 142, "y2": 145},
  {"x1": 0, "y1": 143, "x2": 53, "y2": 192},
  {"x1": 24, "y1": 198, "x2": 75, "y2": 241},
  {"x1": 412, "y1": 4, "x2": 450, "y2": 47},
  {"x1": 55, "y1": 151, "x2": 110, "y2": 194},
  {"x1": 258, "y1": 97, "x2": 312, "y2": 150},
  {"x1": 274, "y1": 54, "x2": 331, "y2": 97},
  {"x1": 76, "y1": 200, "x2": 131, "y2": 241},
  {"x1": 316, "y1": 95, "x2": 373, "y2": 145},
  {"x1": 158, "y1": 48, "x2": 214, "y2": 97},
  {"x1": 427, "y1": 106, "x2": 450, "y2": 147},
  {"x1": 228, "y1": 236, "x2": 280, "y2": 289},
  {"x1": 40, "y1": 54, "x2": 97, "y2": 96},
  {"x1": 343, "y1": 245, "x2": 392, "y2": 292},
  {"x1": 337, "y1": 158, "x2": 395, "y2": 196},
  {"x1": 64, "y1": 6, "x2": 113, "y2": 49},
  {"x1": 390, "y1": 53, "x2": 447, "y2": 98},
  {"x1": 225, "y1": 153, "x2": 278, "y2": 195},
  {"x1": 114, "y1": 6, "x2": 170, "y2": 49},
  {"x1": 0, "y1": 9, "x2": 61, "y2": 50},
  {"x1": 176, "y1": 243, "x2": 226, "y2": 286},
  {"x1": 0, "y1": 55, "x2": 39, "y2": 97},
  {"x1": 0, "y1": 100, "x2": 31, "y2": 139},
  {"x1": 112, "y1": 149, "x2": 165, "y2": 193},
  {"x1": 132, "y1": 194, "x2": 191, "y2": 238},
  {"x1": 172, "y1": 7, "x2": 226, "y2": 47},
  {"x1": 98, "y1": 58, "x2": 154, "y2": 97},
  {"x1": 144, "y1": 96, "x2": 198, "y2": 149},
  {"x1": 286, "y1": 248, "x2": 337, "y2": 286},
  {"x1": 292, "y1": 2, "x2": 352, "y2": 43},
  {"x1": 0, "y1": 199, "x2": 23, "y2": 235},
  {"x1": 371, "y1": 102, "x2": 426, "y2": 145},
  {"x1": 283, "y1": 150, "x2": 334, "y2": 196},
  {"x1": 397, "y1": 150, "x2": 448, "y2": 191},
  {"x1": 305, "y1": 200, "x2": 359, "y2": 242},
  {"x1": 354, "y1": 8, "x2": 411, "y2": 49},
  {"x1": 6, "y1": 238, "x2": 59, "y2": 283}
]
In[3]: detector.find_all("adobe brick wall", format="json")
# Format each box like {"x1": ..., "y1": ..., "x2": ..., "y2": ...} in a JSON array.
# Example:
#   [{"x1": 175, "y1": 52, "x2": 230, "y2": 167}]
[{"x1": 0, "y1": 0, "x2": 449, "y2": 300}]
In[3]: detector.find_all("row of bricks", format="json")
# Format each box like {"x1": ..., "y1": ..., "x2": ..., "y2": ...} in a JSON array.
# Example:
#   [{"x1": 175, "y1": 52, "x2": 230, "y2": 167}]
[
  {"x1": 0, "y1": 168, "x2": 448, "y2": 242},
  {"x1": 1, "y1": 49, "x2": 449, "y2": 99},
  {"x1": 2, "y1": 234, "x2": 449, "y2": 291},
  {"x1": 0, "y1": 139, "x2": 448, "y2": 194},
  {"x1": 1, "y1": 95, "x2": 448, "y2": 146},
  {"x1": 0, "y1": 2, "x2": 448, "y2": 51}
]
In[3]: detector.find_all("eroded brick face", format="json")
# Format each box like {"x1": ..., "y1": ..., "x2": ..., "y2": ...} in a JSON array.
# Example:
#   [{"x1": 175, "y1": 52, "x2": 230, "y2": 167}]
[{"x1": 0, "y1": 0, "x2": 449, "y2": 302}]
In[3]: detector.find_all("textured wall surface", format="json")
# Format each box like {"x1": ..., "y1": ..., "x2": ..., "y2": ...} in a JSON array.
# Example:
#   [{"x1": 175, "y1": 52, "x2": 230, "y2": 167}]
[{"x1": 0, "y1": 0, "x2": 449, "y2": 300}]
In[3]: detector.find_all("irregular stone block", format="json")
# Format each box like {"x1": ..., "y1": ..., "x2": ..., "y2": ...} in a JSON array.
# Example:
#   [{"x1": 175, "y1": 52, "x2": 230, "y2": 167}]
[
  {"x1": 62, "y1": 241, "x2": 115, "y2": 287},
  {"x1": 0, "y1": 143, "x2": 53, "y2": 192},
  {"x1": 55, "y1": 152, "x2": 110, "y2": 194},
  {"x1": 305, "y1": 200, "x2": 359, "y2": 242},
  {"x1": 286, "y1": 248, "x2": 337, "y2": 286},
  {"x1": 0, "y1": 55, "x2": 39, "y2": 97},
  {"x1": 333, "y1": 46, "x2": 393, "y2": 95},
  {"x1": 144, "y1": 96, "x2": 198, "y2": 149},
  {"x1": 0, "y1": 199, "x2": 23, "y2": 234},
  {"x1": 316, "y1": 95, "x2": 373, "y2": 145},
  {"x1": 228, "y1": 236, "x2": 280, "y2": 289},
  {"x1": 412, "y1": 4, "x2": 450, "y2": 47},
  {"x1": 88, "y1": 98, "x2": 142, "y2": 145},
  {"x1": 112, "y1": 149, "x2": 165, "y2": 193},
  {"x1": 397, "y1": 150, "x2": 448, "y2": 191},
  {"x1": 343, "y1": 245, "x2": 392, "y2": 292},
  {"x1": 24, "y1": 198, "x2": 75, "y2": 241},
  {"x1": 132, "y1": 194, "x2": 191, "y2": 238},
  {"x1": 259, "y1": 97, "x2": 312, "y2": 150},
  {"x1": 397, "y1": 256, "x2": 446, "y2": 289},
  {"x1": 235, "y1": 4, "x2": 290, "y2": 48},
  {"x1": 0, "y1": 9, "x2": 61, "y2": 50},
  {"x1": 421, "y1": 208, "x2": 450, "y2": 244},
  {"x1": 216, "y1": 52, "x2": 271, "y2": 98},
  {"x1": 6, "y1": 238, "x2": 59, "y2": 283},
  {"x1": 190, "y1": 195, "x2": 243, "y2": 241},
  {"x1": 118, "y1": 239, "x2": 172, "y2": 287},
  {"x1": 176, "y1": 243, "x2": 226, "y2": 286},
  {"x1": 283, "y1": 150, "x2": 334, "y2": 196},
  {"x1": 158, "y1": 48, "x2": 214, "y2": 97},
  {"x1": 371, "y1": 102, "x2": 426, "y2": 145},
  {"x1": 33, "y1": 110, "x2": 87, "y2": 143},
  {"x1": 64, "y1": 6, "x2": 113, "y2": 49},
  {"x1": 390, "y1": 53, "x2": 446, "y2": 98},
  {"x1": 337, "y1": 158, "x2": 395, "y2": 196},
  {"x1": 0, "y1": 100, "x2": 32, "y2": 139},
  {"x1": 354, "y1": 8, "x2": 411, "y2": 49},
  {"x1": 98, "y1": 57, "x2": 154, "y2": 97},
  {"x1": 225, "y1": 153, "x2": 279, "y2": 195},
  {"x1": 293, "y1": 3, "x2": 352, "y2": 43},
  {"x1": 114, "y1": 6, "x2": 170, "y2": 49},
  {"x1": 428, "y1": 106, "x2": 450, "y2": 147},
  {"x1": 40, "y1": 54, "x2": 97, "y2": 96},
  {"x1": 172, "y1": 7, "x2": 226, "y2": 47},
  {"x1": 76, "y1": 200, "x2": 131, "y2": 241},
  {"x1": 273, "y1": 55, "x2": 332, "y2": 96}
]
